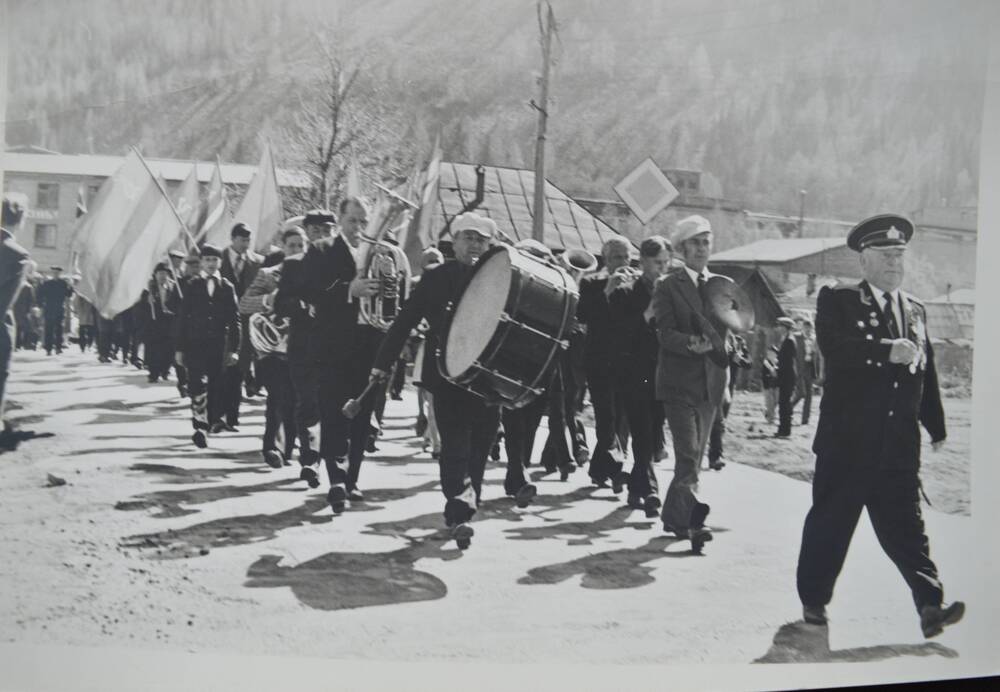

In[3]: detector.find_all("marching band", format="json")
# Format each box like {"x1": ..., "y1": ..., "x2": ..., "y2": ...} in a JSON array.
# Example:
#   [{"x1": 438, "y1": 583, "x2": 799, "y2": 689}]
[{"x1": 0, "y1": 189, "x2": 965, "y2": 640}]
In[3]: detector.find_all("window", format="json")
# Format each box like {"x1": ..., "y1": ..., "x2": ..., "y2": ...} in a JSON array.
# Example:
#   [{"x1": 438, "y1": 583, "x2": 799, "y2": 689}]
[
  {"x1": 37, "y1": 183, "x2": 60, "y2": 210},
  {"x1": 34, "y1": 224, "x2": 58, "y2": 249}
]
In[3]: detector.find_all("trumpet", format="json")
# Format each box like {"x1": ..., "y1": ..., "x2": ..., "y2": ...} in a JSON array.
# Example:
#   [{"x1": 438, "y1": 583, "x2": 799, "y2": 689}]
[{"x1": 605, "y1": 265, "x2": 641, "y2": 294}]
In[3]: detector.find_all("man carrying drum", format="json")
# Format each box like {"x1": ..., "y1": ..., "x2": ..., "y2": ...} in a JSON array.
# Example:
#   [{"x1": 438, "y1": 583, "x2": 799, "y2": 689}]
[{"x1": 369, "y1": 212, "x2": 498, "y2": 549}]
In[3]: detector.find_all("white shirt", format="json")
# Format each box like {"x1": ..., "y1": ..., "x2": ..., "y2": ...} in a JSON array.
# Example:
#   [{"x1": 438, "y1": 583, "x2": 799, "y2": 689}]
[
  {"x1": 683, "y1": 264, "x2": 709, "y2": 287},
  {"x1": 203, "y1": 271, "x2": 221, "y2": 297}
]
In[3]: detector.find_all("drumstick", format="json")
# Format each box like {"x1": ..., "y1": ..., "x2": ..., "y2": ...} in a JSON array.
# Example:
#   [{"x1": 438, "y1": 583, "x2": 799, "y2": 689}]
[{"x1": 342, "y1": 376, "x2": 386, "y2": 419}]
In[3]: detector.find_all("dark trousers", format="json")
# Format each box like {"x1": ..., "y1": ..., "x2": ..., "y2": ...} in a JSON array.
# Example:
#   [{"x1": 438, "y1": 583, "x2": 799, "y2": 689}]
[
  {"x1": 221, "y1": 364, "x2": 243, "y2": 426},
  {"x1": 390, "y1": 358, "x2": 407, "y2": 398},
  {"x1": 623, "y1": 379, "x2": 660, "y2": 501},
  {"x1": 97, "y1": 318, "x2": 114, "y2": 361},
  {"x1": 661, "y1": 399, "x2": 717, "y2": 530},
  {"x1": 14, "y1": 314, "x2": 29, "y2": 349},
  {"x1": 77, "y1": 325, "x2": 95, "y2": 352},
  {"x1": 44, "y1": 314, "x2": 64, "y2": 353},
  {"x1": 258, "y1": 356, "x2": 296, "y2": 458},
  {"x1": 777, "y1": 383, "x2": 794, "y2": 436},
  {"x1": 502, "y1": 390, "x2": 548, "y2": 494},
  {"x1": 145, "y1": 327, "x2": 174, "y2": 379},
  {"x1": 434, "y1": 384, "x2": 502, "y2": 526},
  {"x1": 186, "y1": 340, "x2": 227, "y2": 430},
  {"x1": 793, "y1": 365, "x2": 815, "y2": 424},
  {"x1": 586, "y1": 364, "x2": 626, "y2": 483},
  {"x1": 540, "y1": 361, "x2": 583, "y2": 471},
  {"x1": 0, "y1": 315, "x2": 12, "y2": 421},
  {"x1": 708, "y1": 397, "x2": 731, "y2": 463},
  {"x1": 797, "y1": 459, "x2": 944, "y2": 611}
]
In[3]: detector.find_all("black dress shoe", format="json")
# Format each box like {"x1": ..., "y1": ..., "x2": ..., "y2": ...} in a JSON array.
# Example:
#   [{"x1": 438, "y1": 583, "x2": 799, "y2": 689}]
[
  {"x1": 559, "y1": 464, "x2": 576, "y2": 481},
  {"x1": 451, "y1": 523, "x2": 474, "y2": 550},
  {"x1": 262, "y1": 449, "x2": 284, "y2": 469},
  {"x1": 365, "y1": 437, "x2": 378, "y2": 454},
  {"x1": 708, "y1": 458, "x2": 726, "y2": 471},
  {"x1": 348, "y1": 488, "x2": 364, "y2": 502},
  {"x1": 803, "y1": 605, "x2": 828, "y2": 625},
  {"x1": 920, "y1": 601, "x2": 965, "y2": 639},
  {"x1": 299, "y1": 466, "x2": 320, "y2": 489},
  {"x1": 643, "y1": 495, "x2": 662, "y2": 518},
  {"x1": 222, "y1": 423, "x2": 239, "y2": 433},
  {"x1": 514, "y1": 483, "x2": 537, "y2": 508},
  {"x1": 209, "y1": 421, "x2": 226, "y2": 435},
  {"x1": 611, "y1": 471, "x2": 629, "y2": 494},
  {"x1": 192, "y1": 430, "x2": 207, "y2": 449},
  {"x1": 690, "y1": 527, "x2": 713, "y2": 554},
  {"x1": 626, "y1": 495, "x2": 643, "y2": 510},
  {"x1": 327, "y1": 485, "x2": 347, "y2": 514}
]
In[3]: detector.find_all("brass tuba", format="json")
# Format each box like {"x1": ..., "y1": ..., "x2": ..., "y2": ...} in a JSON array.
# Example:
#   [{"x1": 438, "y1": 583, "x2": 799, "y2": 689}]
[
  {"x1": 559, "y1": 248, "x2": 598, "y2": 280},
  {"x1": 248, "y1": 310, "x2": 289, "y2": 356},
  {"x1": 357, "y1": 183, "x2": 418, "y2": 331}
]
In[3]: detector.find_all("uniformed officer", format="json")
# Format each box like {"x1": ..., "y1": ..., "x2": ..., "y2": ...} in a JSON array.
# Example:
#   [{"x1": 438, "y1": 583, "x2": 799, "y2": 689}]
[
  {"x1": 774, "y1": 316, "x2": 798, "y2": 438},
  {"x1": 796, "y1": 213, "x2": 964, "y2": 639},
  {"x1": 38, "y1": 266, "x2": 73, "y2": 355}
]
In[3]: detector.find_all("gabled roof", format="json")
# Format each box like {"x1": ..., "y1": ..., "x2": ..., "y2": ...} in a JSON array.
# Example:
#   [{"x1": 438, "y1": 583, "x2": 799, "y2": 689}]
[
  {"x1": 427, "y1": 162, "x2": 626, "y2": 254},
  {"x1": 709, "y1": 237, "x2": 861, "y2": 278},
  {"x1": 1, "y1": 151, "x2": 310, "y2": 188}
]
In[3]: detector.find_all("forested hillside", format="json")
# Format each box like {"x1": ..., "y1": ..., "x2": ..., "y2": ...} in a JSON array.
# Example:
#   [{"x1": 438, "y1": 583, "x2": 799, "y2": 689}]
[{"x1": 5, "y1": 0, "x2": 991, "y2": 219}]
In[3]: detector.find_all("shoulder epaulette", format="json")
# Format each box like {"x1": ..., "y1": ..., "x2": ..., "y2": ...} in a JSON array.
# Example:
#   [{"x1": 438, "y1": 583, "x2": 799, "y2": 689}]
[
  {"x1": 902, "y1": 291, "x2": 924, "y2": 307},
  {"x1": 829, "y1": 281, "x2": 862, "y2": 292}
]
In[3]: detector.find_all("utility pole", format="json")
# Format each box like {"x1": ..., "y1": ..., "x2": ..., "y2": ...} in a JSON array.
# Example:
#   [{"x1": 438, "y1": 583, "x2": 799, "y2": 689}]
[
  {"x1": 0, "y1": 0, "x2": 9, "y2": 197},
  {"x1": 531, "y1": 1, "x2": 555, "y2": 242},
  {"x1": 797, "y1": 188, "x2": 807, "y2": 238}
]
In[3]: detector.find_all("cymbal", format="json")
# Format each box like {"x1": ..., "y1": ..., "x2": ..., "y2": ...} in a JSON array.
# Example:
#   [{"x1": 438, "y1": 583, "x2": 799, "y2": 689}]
[{"x1": 703, "y1": 275, "x2": 756, "y2": 332}]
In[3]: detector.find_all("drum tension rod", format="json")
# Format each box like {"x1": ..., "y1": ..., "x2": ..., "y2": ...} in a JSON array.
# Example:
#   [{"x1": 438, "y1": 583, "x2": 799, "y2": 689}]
[
  {"x1": 498, "y1": 312, "x2": 570, "y2": 350},
  {"x1": 470, "y1": 361, "x2": 542, "y2": 397}
]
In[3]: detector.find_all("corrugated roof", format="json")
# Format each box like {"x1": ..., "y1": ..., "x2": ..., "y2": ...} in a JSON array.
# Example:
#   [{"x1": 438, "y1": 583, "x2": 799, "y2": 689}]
[
  {"x1": 710, "y1": 238, "x2": 847, "y2": 263},
  {"x1": 1, "y1": 151, "x2": 310, "y2": 188},
  {"x1": 428, "y1": 162, "x2": 626, "y2": 254}
]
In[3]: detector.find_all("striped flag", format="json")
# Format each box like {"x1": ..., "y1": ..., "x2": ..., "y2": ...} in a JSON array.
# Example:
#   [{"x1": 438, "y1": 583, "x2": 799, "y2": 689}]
[
  {"x1": 416, "y1": 133, "x2": 442, "y2": 248},
  {"x1": 196, "y1": 156, "x2": 230, "y2": 246},
  {"x1": 231, "y1": 141, "x2": 284, "y2": 253},
  {"x1": 169, "y1": 162, "x2": 200, "y2": 253},
  {"x1": 75, "y1": 149, "x2": 184, "y2": 319}
]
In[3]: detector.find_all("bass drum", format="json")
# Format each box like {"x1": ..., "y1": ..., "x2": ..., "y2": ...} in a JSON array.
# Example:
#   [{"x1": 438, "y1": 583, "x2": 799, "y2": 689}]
[{"x1": 438, "y1": 244, "x2": 578, "y2": 409}]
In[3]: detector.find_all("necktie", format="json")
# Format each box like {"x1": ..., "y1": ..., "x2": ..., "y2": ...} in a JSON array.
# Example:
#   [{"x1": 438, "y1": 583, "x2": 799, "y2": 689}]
[
  {"x1": 883, "y1": 292, "x2": 899, "y2": 338},
  {"x1": 235, "y1": 255, "x2": 244, "y2": 277}
]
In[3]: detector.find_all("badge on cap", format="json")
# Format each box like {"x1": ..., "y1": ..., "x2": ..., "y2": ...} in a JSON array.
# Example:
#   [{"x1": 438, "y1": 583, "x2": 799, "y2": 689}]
[{"x1": 886, "y1": 226, "x2": 901, "y2": 240}]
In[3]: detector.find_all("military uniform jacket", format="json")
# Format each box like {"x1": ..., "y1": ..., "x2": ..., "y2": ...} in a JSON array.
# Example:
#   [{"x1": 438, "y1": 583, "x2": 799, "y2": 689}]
[
  {"x1": 608, "y1": 276, "x2": 658, "y2": 387},
  {"x1": 274, "y1": 235, "x2": 360, "y2": 366},
  {"x1": 650, "y1": 269, "x2": 730, "y2": 407},
  {"x1": 173, "y1": 274, "x2": 240, "y2": 354},
  {"x1": 813, "y1": 280, "x2": 945, "y2": 469},
  {"x1": 373, "y1": 260, "x2": 474, "y2": 395},
  {"x1": 777, "y1": 335, "x2": 798, "y2": 391}
]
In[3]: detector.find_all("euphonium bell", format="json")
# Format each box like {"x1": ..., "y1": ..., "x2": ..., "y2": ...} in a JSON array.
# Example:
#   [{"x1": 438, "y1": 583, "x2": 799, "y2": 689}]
[
  {"x1": 360, "y1": 239, "x2": 412, "y2": 331},
  {"x1": 559, "y1": 248, "x2": 598, "y2": 279}
]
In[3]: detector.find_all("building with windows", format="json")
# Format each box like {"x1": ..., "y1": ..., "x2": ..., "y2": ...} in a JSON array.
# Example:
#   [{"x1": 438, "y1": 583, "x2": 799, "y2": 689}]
[{"x1": 0, "y1": 150, "x2": 309, "y2": 270}]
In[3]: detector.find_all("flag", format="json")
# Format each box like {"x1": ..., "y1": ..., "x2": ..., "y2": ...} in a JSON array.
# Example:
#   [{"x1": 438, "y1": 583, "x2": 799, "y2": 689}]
[
  {"x1": 75, "y1": 148, "x2": 184, "y2": 319},
  {"x1": 231, "y1": 141, "x2": 284, "y2": 252},
  {"x1": 416, "y1": 133, "x2": 442, "y2": 248},
  {"x1": 169, "y1": 162, "x2": 200, "y2": 253},
  {"x1": 196, "y1": 156, "x2": 230, "y2": 246},
  {"x1": 346, "y1": 150, "x2": 362, "y2": 199}
]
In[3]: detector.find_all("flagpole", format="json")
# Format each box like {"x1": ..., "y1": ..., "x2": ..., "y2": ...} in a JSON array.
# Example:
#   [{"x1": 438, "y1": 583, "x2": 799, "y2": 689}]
[{"x1": 131, "y1": 146, "x2": 190, "y2": 297}]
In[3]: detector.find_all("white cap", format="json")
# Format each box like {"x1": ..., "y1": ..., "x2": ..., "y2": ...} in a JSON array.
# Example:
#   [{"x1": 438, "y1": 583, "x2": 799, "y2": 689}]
[
  {"x1": 452, "y1": 212, "x2": 497, "y2": 238},
  {"x1": 672, "y1": 214, "x2": 712, "y2": 246}
]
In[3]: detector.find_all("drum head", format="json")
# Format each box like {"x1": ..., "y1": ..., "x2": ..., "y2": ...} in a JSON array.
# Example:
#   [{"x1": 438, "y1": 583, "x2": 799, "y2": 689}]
[{"x1": 444, "y1": 249, "x2": 511, "y2": 377}]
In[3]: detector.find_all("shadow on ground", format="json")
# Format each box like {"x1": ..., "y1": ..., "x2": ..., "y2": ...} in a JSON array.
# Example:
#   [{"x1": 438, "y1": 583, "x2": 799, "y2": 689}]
[
  {"x1": 114, "y1": 477, "x2": 300, "y2": 518},
  {"x1": 754, "y1": 621, "x2": 958, "y2": 663},
  {"x1": 244, "y1": 534, "x2": 464, "y2": 611}
]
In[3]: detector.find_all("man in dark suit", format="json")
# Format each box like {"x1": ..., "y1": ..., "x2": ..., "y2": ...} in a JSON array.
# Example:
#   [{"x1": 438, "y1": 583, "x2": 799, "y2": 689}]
[
  {"x1": 796, "y1": 213, "x2": 963, "y2": 639},
  {"x1": 141, "y1": 263, "x2": 178, "y2": 383},
  {"x1": 1, "y1": 196, "x2": 32, "y2": 441},
  {"x1": 651, "y1": 215, "x2": 730, "y2": 553},
  {"x1": 13, "y1": 273, "x2": 34, "y2": 351},
  {"x1": 369, "y1": 213, "x2": 499, "y2": 550},
  {"x1": 707, "y1": 332, "x2": 752, "y2": 470},
  {"x1": 576, "y1": 236, "x2": 632, "y2": 489},
  {"x1": 173, "y1": 244, "x2": 241, "y2": 448},
  {"x1": 219, "y1": 223, "x2": 264, "y2": 426},
  {"x1": 38, "y1": 266, "x2": 73, "y2": 355},
  {"x1": 275, "y1": 205, "x2": 380, "y2": 514},
  {"x1": 775, "y1": 316, "x2": 799, "y2": 438},
  {"x1": 166, "y1": 255, "x2": 202, "y2": 397},
  {"x1": 608, "y1": 235, "x2": 673, "y2": 517},
  {"x1": 792, "y1": 316, "x2": 820, "y2": 425}
]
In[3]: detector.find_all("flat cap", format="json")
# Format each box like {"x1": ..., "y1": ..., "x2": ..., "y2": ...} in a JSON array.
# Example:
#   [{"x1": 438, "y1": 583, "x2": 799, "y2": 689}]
[
  {"x1": 200, "y1": 243, "x2": 223, "y2": 258},
  {"x1": 153, "y1": 262, "x2": 170, "y2": 273},
  {"x1": 776, "y1": 316, "x2": 796, "y2": 328},
  {"x1": 452, "y1": 212, "x2": 497, "y2": 238},
  {"x1": 672, "y1": 214, "x2": 712, "y2": 246},
  {"x1": 168, "y1": 249, "x2": 186, "y2": 259},
  {"x1": 230, "y1": 222, "x2": 253, "y2": 238},
  {"x1": 184, "y1": 254, "x2": 202, "y2": 265},
  {"x1": 303, "y1": 209, "x2": 337, "y2": 226},
  {"x1": 847, "y1": 213, "x2": 913, "y2": 252},
  {"x1": 50, "y1": 265, "x2": 63, "y2": 271}
]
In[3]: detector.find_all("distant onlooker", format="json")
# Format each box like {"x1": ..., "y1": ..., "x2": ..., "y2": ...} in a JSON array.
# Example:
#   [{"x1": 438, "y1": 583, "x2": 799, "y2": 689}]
[
  {"x1": 775, "y1": 317, "x2": 798, "y2": 438},
  {"x1": 761, "y1": 345, "x2": 779, "y2": 424}
]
